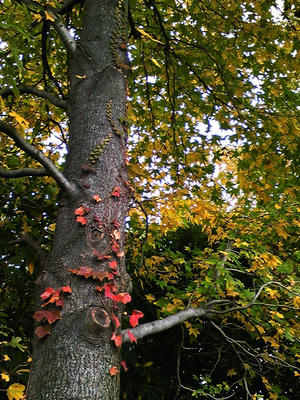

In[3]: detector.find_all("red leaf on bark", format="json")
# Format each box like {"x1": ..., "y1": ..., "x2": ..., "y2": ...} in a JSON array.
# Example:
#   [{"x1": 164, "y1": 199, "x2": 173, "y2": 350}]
[
  {"x1": 61, "y1": 286, "x2": 72, "y2": 294},
  {"x1": 43, "y1": 309, "x2": 61, "y2": 324},
  {"x1": 93, "y1": 270, "x2": 114, "y2": 281},
  {"x1": 70, "y1": 266, "x2": 93, "y2": 278},
  {"x1": 129, "y1": 310, "x2": 144, "y2": 328},
  {"x1": 109, "y1": 366, "x2": 119, "y2": 376},
  {"x1": 116, "y1": 250, "x2": 125, "y2": 258},
  {"x1": 111, "y1": 187, "x2": 122, "y2": 198},
  {"x1": 75, "y1": 205, "x2": 91, "y2": 215},
  {"x1": 114, "y1": 292, "x2": 131, "y2": 304},
  {"x1": 76, "y1": 216, "x2": 87, "y2": 225},
  {"x1": 92, "y1": 250, "x2": 111, "y2": 260},
  {"x1": 40, "y1": 287, "x2": 55, "y2": 300},
  {"x1": 112, "y1": 313, "x2": 120, "y2": 328},
  {"x1": 35, "y1": 325, "x2": 51, "y2": 338},
  {"x1": 121, "y1": 360, "x2": 128, "y2": 372},
  {"x1": 111, "y1": 332, "x2": 122, "y2": 347},
  {"x1": 109, "y1": 260, "x2": 118, "y2": 269},
  {"x1": 33, "y1": 310, "x2": 46, "y2": 322},
  {"x1": 111, "y1": 244, "x2": 120, "y2": 254},
  {"x1": 93, "y1": 194, "x2": 102, "y2": 203},
  {"x1": 127, "y1": 330, "x2": 137, "y2": 344},
  {"x1": 75, "y1": 206, "x2": 86, "y2": 216}
]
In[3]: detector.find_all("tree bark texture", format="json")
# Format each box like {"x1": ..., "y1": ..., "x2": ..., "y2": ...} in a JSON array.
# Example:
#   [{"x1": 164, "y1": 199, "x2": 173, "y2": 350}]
[{"x1": 27, "y1": 1, "x2": 130, "y2": 398}]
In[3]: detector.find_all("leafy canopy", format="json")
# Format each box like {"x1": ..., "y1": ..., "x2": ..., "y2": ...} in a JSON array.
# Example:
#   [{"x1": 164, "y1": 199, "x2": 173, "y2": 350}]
[{"x1": 0, "y1": 0, "x2": 299, "y2": 399}]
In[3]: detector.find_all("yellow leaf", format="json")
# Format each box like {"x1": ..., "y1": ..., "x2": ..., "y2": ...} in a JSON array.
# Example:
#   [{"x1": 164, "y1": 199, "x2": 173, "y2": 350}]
[
  {"x1": 150, "y1": 58, "x2": 161, "y2": 67},
  {"x1": 8, "y1": 111, "x2": 29, "y2": 129},
  {"x1": 32, "y1": 13, "x2": 42, "y2": 22},
  {"x1": 142, "y1": 361, "x2": 153, "y2": 367},
  {"x1": 269, "y1": 392, "x2": 278, "y2": 400},
  {"x1": 136, "y1": 27, "x2": 163, "y2": 44},
  {"x1": 28, "y1": 261, "x2": 34, "y2": 275},
  {"x1": 3, "y1": 354, "x2": 10, "y2": 361},
  {"x1": 44, "y1": 10, "x2": 55, "y2": 21},
  {"x1": 294, "y1": 371, "x2": 300, "y2": 377},
  {"x1": 1, "y1": 372, "x2": 10, "y2": 382},
  {"x1": 7, "y1": 383, "x2": 25, "y2": 400},
  {"x1": 76, "y1": 75, "x2": 87, "y2": 79},
  {"x1": 227, "y1": 368, "x2": 237, "y2": 377}
]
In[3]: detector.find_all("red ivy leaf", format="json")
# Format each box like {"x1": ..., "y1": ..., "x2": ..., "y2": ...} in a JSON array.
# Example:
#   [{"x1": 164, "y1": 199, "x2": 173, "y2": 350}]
[
  {"x1": 92, "y1": 250, "x2": 111, "y2": 261},
  {"x1": 111, "y1": 332, "x2": 122, "y2": 347},
  {"x1": 93, "y1": 270, "x2": 114, "y2": 281},
  {"x1": 109, "y1": 366, "x2": 119, "y2": 376},
  {"x1": 35, "y1": 325, "x2": 51, "y2": 339},
  {"x1": 112, "y1": 313, "x2": 120, "y2": 328},
  {"x1": 127, "y1": 330, "x2": 137, "y2": 344},
  {"x1": 129, "y1": 310, "x2": 144, "y2": 328},
  {"x1": 76, "y1": 216, "x2": 87, "y2": 225},
  {"x1": 70, "y1": 266, "x2": 93, "y2": 278},
  {"x1": 75, "y1": 206, "x2": 86, "y2": 216},
  {"x1": 111, "y1": 244, "x2": 120, "y2": 254},
  {"x1": 114, "y1": 292, "x2": 131, "y2": 304},
  {"x1": 121, "y1": 360, "x2": 128, "y2": 372},
  {"x1": 61, "y1": 286, "x2": 72, "y2": 294},
  {"x1": 33, "y1": 310, "x2": 46, "y2": 322},
  {"x1": 44, "y1": 309, "x2": 61, "y2": 324},
  {"x1": 93, "y1": 194, "x2": 102, "y2": 203},
  {"x1": 111, "y1": 187, "x2": 122, "y2": 198},
  {"x1": 109, "y1": 260, "x2": 118, "y2": 269},
  {"x1": 40, "y1": 287, "x2": 55, "y2": 301}
]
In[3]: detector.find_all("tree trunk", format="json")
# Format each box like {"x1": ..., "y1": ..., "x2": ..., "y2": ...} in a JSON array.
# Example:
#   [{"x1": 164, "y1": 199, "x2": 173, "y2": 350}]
[{"x1": 27, "y1": 1, "x2": 130, "y2": 398}]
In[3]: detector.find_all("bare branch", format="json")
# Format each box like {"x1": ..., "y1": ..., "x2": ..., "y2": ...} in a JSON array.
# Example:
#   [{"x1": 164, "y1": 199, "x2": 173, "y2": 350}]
[
  {"x1": 0, "y1": 121, "x2": 78, "y2": 198},
  {"x1": 47, "y1": 11, "x2": 77, "y2": 55},
  {"x1": 122, "y1": 306, "x2": 207, "y2": 343},
  {"x1": 0, "y1": 168, "x2": 48, "y2": 178},
  {"x1": 0, "y1": 86, "x2": 67, "y2": 109}
]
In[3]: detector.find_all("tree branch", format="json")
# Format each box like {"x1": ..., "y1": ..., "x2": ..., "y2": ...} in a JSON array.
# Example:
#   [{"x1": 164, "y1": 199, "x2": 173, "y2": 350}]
[
  {"x1": 0, "y1": 168, "x2": 48, "y2": 178},
  {"x1": 122, "y1": 306, "x2": 207, "y2": 343},
  {"x1": 0, "y1": 121, "x2": 78, "y2": 197},
  {"x1": 47, "y1": 11, "x2": 77, "y2": 55},
  {"x1": 0, "y1": 85, "x2": 67, "y2": 109}
]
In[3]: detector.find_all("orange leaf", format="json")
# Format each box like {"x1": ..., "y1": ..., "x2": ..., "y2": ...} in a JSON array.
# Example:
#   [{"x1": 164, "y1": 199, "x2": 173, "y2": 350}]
[
  {"x1": 111, "y1": 187, "x2": 122, "y2": 198},
  {"x1": 109, "y1": 260, "x2": 118, "y2": 269},
  {"x1": 61, "y1": 286, "x2": 72, "y2": 294},
  {"x1": 76, "y1": 216, "x2": 87, "y2": 225},
  {"x1": 111, "y1": 332, "x2": 122, "y2": 347},
  {"x1": 75, "y1": 206, "x2": 86, "y2": 215},
  {"x1": 109, "y1": 366, "x2": 119, "y2": 376},
  {"x1": 40, "y1": 287, "x2": 55, "y2": 300},
  {"x1": 93, "y1": 194, "x2": 102, "y2": 202}
]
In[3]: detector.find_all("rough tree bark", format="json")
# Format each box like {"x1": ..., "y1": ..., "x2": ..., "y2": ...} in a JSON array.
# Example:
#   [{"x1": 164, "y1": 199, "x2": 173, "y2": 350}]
[{"x1": 27, "y1": 0, "x2": 130, "y2": 398}]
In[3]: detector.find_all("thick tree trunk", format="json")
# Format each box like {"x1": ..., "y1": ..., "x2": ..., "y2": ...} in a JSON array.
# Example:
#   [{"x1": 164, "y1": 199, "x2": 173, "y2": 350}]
[{"x1": 27, "y1": 1, "x2": 130, "y2": 398}]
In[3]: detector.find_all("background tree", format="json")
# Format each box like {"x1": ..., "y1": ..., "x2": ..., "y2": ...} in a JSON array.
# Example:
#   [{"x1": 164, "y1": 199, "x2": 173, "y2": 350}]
[{"x1": 0, "y1": 0, "x2": 299, "y2": 399}]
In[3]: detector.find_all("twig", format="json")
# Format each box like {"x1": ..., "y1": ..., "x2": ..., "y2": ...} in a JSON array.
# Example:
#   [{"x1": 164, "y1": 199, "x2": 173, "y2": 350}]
[
  {"x1": 0, "y1": 168, "x2": 48, "y2": 178},
  {"x1": 0, "y1": 121, "x2": 78, "y2": 198},
  {"x1": 0, "y1": 85, "x2": 67, "y2": 109}
]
